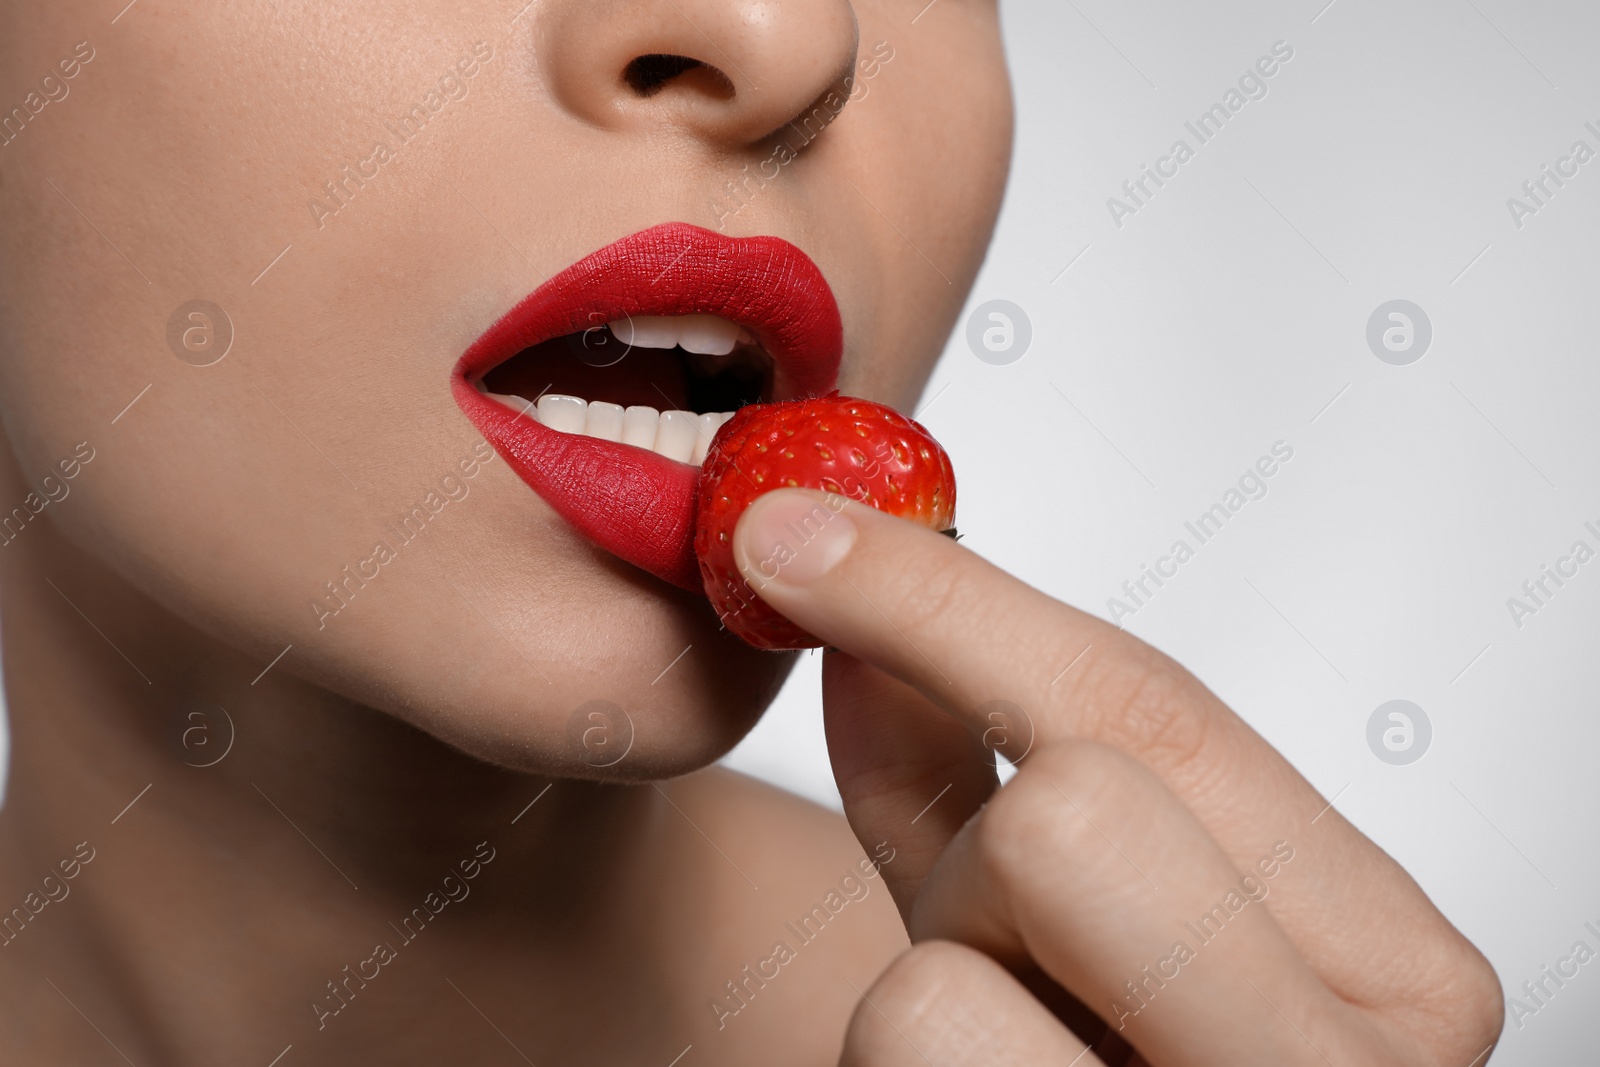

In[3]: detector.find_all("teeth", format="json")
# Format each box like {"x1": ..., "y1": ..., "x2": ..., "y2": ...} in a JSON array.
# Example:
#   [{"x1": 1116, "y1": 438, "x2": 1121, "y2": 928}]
[
  {"x1": 536, "y1": 393, "x2": 587, "y2": 434},
  {"x1": 691, "y1": 412, "x2": 736, "y2": 464},
  {"x1": 584, "y1": 401, "x2": 624, "y2": 442},
  {"x1": 607, "y1": 314, "x2": 750, "y2": 357},
  {"x1": 486, "y1": 390, "x2": 534, "y2": 416},
  {"x1": 675, "y1": 316, "x2": 742, "y2": 356},
  {"x1": 654, "y1": 410, "x2": 698, "y2": 463},
  {"x1": 691, "y1": 413, "x2": 721, "y2": 465},
  {"x1": 486, "y1": 393, "x2": 737, "y2": 465},
  {"x1": 622, "y1": 405, "x2": 659, "y2": 449}
]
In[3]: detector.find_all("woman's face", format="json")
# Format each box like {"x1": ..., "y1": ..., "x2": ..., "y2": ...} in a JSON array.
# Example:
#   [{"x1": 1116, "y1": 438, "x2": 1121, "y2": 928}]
[{"x1": 0, "y1": 0, "x2": 1011, "y2": 777}]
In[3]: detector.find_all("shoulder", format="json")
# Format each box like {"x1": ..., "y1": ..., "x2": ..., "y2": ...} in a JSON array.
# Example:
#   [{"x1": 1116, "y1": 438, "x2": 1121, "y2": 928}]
[
  {"x1": 671, "y1": 766, "x2": 905, "y2": 910},
  {"x1": 671, "y1": 766, "x2": 871, "y2": 858},
  {"x1": 659, "y1": 767, "x2": 909, "y2": 1064}
]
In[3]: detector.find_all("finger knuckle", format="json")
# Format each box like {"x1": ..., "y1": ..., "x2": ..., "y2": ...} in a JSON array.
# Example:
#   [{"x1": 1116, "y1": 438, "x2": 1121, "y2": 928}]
[
  {"x1": 976, "y1": 742, "x2": 1148, "y2": 886},
  {"x1": 972, "y1": 775, "x2": 1053, "y2": 886},
  {"x1": 1407, "y1": 939, "x2": 1506, "y2": 1063},
  {"x1": 1072, "y1": 647, "x2": 1221, "y2": 785},
  {"x1": 1455, "y1": 960, "x2": 1507, "y2": 1053},
  {"x1": 841, "y1": 941, "x2": 993, "y2": 1065}
]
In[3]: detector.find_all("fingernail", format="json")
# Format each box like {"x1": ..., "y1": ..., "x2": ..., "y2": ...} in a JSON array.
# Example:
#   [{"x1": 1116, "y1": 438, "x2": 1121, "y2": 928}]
[{"x1": 735, "y1": 490, "x2": 857, "y2": 587}]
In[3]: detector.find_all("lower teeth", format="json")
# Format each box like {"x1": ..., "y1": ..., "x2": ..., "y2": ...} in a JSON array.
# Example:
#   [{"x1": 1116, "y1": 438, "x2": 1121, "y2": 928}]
[{"x1": 486, "y1": 391, "x2": 735, "y2": 465}]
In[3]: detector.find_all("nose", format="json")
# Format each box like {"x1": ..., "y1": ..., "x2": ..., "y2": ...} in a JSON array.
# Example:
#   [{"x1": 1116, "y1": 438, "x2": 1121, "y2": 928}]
[{"x1": 535, "y1": 0, "x2": 860, "y2": 148}]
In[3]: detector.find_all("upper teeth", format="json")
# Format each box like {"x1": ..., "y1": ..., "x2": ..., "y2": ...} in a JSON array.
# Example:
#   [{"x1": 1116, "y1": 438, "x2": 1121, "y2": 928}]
[
  {"x1": 487, "y1": 391, "x2": 735, "y2": 465},
  {"x1": 607, "y1": 314, "x2": 753, "y2": 357}
]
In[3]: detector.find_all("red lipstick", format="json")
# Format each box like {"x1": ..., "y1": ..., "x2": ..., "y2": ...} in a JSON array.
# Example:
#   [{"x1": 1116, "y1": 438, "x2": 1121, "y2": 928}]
[{"x1": 453, "y1": 222, "x2": 843, "y2": 591}]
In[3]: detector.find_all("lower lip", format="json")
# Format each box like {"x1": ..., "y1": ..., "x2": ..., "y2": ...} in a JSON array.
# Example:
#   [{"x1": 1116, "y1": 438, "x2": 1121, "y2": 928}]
[{"x1": 452, "y1": 380, "x2": 703, "y2": 590}]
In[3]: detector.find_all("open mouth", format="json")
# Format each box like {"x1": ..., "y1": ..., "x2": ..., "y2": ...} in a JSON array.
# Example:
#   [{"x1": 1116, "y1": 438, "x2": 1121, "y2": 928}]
[
  {"x1": 475, "y1": 312, "x2": 774, "y2": 466},
  {"x1": 453, "y1": 222, "x2": 842, "y2": 592}
]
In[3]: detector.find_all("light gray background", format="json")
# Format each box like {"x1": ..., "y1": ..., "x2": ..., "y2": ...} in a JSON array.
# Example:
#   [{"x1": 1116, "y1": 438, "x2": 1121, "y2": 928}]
[{"x1": 723, "y1": 0, "x2": 1600, "y2": 1061}]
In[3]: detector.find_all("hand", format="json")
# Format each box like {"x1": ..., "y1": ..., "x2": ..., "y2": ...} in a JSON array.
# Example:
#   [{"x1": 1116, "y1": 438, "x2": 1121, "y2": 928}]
[{"x1": 732, "y1": 489, "x2": 1503, "y2": 1066}]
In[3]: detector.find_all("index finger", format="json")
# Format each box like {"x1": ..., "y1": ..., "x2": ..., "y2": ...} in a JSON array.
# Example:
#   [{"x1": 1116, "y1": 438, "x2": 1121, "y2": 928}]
[
  {"x1": 732, "y1": 488, "x2": 1500, "y2": 1042},
  {"x1": 732, "y1": 486, "x2": 1172, "y2": 755}
]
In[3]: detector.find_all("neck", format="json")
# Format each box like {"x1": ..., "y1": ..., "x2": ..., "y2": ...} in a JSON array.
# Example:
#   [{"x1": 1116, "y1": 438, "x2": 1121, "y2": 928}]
[{"x1": 0, "y1": 450, "x2": 680, "y2": 1063}]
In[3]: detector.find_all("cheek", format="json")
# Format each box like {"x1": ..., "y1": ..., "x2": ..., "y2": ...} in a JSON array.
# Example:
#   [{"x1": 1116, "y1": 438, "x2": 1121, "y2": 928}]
[
  {"x1": 826, "y1": 11, "x2": 1012, "y2": 406},
  {"x1": 0, "y1": 6, "x2": 494, "y2": 611}
]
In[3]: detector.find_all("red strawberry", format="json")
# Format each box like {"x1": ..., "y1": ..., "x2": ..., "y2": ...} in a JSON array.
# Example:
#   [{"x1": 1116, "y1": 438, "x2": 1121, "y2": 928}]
[{"x1": 695, "y1": 393, "x2": 956, "y2": 650}]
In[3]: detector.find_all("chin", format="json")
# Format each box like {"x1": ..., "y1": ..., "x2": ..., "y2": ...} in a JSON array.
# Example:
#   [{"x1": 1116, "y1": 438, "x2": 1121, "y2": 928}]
[
  {"x1": 285, "y1": 547, "x2": 802, "y2": 783},
  {"x1": 404, "y1": 643, "x2": 797, "y2": 784}
]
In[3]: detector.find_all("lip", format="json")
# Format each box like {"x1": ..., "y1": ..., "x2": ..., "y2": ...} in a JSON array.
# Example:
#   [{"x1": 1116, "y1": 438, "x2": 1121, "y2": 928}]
[{"x1": 452, "y1": 222, "x2": 843, "y2": 592}]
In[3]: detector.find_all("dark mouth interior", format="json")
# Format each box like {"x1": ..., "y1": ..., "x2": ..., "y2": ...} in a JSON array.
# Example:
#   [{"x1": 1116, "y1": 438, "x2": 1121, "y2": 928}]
[{"x1": 481, "y1": 325, "x2": 770, "y2": 414}]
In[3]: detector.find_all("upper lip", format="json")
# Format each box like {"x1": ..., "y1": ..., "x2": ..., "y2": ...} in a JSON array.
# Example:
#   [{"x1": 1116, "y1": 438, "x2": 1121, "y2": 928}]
[
  {"x1": 451, "y1": 222, "x2": 843, "y2": 592},
  {"x1": 455, "y1": 221, "x2": 842, "y2": 400}
]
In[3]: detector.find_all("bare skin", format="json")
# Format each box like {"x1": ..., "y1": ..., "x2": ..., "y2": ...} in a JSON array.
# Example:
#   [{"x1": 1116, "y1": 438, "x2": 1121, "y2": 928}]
[
  {"x1": 0, "y1": 467, "x2": 910, "y2": 1065},
  {"x1": 0, "y1": 0, "x2": 1501, "y2": 1064}
]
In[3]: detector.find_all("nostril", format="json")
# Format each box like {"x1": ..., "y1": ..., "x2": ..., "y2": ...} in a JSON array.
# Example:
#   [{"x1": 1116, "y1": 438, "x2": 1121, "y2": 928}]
[{"x1": 623, "y1": 54, "x2": 735, "y2": 99}]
